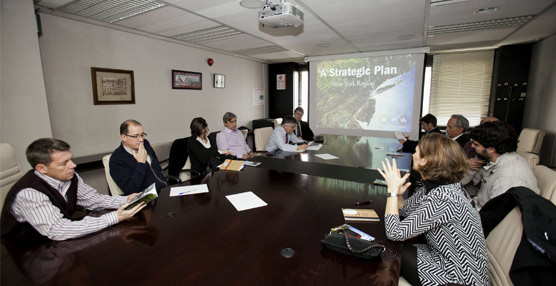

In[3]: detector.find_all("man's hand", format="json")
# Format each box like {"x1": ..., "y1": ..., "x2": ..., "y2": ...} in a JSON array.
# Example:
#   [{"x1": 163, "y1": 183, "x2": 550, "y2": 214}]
[
  {"x1": 248, "y1": 152, "x2": 254, "y2": 158},
  {"x1": 242, "y1": 154, "x2": 250, "y2": 159},
  {"x1": 126, "y1": 193, "x2": 142, "y2": 203},
  {"x1": 296, "y1": 144, "x2": 308, "y2": 151},
  {"x1": 116, "y1": 201, "x2": 146, "y2": 222},
  {"x1": 133, "y1": 143, "x2": 148, "y2": 163},
  {"x1": 469, "y1": 158, "x2": 485, "y2": 170},
  {"x1": 398, "y1": 138, "x2": 407, "y2": 144}
]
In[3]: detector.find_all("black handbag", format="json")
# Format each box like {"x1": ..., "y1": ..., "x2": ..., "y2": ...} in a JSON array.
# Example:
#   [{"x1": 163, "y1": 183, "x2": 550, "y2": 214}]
[{"x1": 321, "y1": 229, "x2": 385, "y2": 260}]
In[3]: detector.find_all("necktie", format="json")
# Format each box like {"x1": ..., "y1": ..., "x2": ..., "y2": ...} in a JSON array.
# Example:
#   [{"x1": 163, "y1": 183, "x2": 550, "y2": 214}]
[
  {"x1": 297, "y1": 122, "x2": 302, "y2": 137},
  {"x1": 286, "y1": 134, "x2": 289, "y2": 143}
]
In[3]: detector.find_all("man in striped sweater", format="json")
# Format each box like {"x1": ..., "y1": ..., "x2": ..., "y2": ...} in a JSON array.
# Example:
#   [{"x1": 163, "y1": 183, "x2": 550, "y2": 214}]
[{"x1": 1, "y1": 138, "x2": 146, "y2": 241}]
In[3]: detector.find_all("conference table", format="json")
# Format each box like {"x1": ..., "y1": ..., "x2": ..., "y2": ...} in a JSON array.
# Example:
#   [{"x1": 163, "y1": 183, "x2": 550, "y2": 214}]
[{"x1": 1, "y1": 135, "x2": 410, "y2": 286}]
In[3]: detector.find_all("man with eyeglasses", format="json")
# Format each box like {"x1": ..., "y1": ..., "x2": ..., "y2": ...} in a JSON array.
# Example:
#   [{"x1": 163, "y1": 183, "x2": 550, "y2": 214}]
[
  {"x1": 265, "y1": 115, "x2": 308, "y2": 153},
  {"x1": 109, "y1": 120, "x2": 168, "y2": 195},
  {"x1": 446, "y1": 114, "x2": 475, "y2": 158}
]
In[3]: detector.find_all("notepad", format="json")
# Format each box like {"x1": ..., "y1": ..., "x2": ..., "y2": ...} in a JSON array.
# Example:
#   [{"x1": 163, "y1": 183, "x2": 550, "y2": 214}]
[
  {"x1": 170, "y1": 184, "x2": 209, "y2": 197},
  {"x1": 226, "y1": 191, "x2": 267, "y2": 211},
  {"x1": 307, "y1": 143, "x2": 323, "y2": 151},
  {"x1": 342, "y1": 208, "x2": 380, "y2": 222},
  {"x1": 315, "y1": 153, "x2": 338, "y2": 160},
  {"x1": 218, "y1": 159, "x2": 244, "y2": 171}
]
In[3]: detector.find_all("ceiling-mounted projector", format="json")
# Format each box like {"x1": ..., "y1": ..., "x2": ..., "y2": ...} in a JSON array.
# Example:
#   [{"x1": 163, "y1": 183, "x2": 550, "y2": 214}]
[{"x1": 259, "y1": 0, "x2": 304, "y2": 28}]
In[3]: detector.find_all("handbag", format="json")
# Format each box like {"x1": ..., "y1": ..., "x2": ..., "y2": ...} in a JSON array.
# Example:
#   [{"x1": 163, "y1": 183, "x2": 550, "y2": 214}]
[{"x1": 321, "y1": 227, "x2": 385, "y2": 260}]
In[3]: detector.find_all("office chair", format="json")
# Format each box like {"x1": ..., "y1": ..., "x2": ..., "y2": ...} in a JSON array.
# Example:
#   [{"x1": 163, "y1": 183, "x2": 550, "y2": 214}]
[
  {"x1": 533, "y1": 164, "x2": 556, "y2": 205},
  {"x1": 254, "y1": 127, "x2": 273, "y2": 152},
  {"x1": 517, "y1": 128, "x2": 545, "y2": 168},
  {"x1": 167, "y1": 137, "x2": 193, "y2": 184},
  {"x1": 1, "y1": 143, "x2": 23, "y2": 213},
  {"x1": 102, "y1": 154, "x2": 124, "y2": 196}
]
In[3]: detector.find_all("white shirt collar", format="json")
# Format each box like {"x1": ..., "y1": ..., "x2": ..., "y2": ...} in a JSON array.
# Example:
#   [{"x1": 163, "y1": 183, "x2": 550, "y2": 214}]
[{"x1": 196, "y1": 136, "x2": 211, "y2": 148}]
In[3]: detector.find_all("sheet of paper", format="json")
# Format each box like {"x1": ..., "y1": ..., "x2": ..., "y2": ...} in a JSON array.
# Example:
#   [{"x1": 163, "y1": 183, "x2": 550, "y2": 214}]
[
  {"x1": 226, "y1": 191, "x2": 267, "y2": 211},
  {"x1": 307, "y1": 143, "x2": 322, "y2": 151},
  {"x1": 170, "y1": 184, "x2": 209, "y2": 197},
  {"x1": 315, "y1": 153, "x2": 339, "y2": 160},
  {"x1": 394, "y1": 131, "x2": 405, "y2": 141}
]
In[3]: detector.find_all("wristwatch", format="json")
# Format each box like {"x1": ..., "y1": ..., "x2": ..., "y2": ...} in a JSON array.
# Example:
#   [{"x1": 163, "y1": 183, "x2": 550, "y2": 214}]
[{"x1": 388, "y1": 192, "x2": 398, "y2": 197}]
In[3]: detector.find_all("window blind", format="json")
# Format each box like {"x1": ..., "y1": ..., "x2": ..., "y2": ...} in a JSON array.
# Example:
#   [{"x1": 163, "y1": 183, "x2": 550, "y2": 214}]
[{"x1": 429, "y1": 51, "x2": 494, "y2": 127}]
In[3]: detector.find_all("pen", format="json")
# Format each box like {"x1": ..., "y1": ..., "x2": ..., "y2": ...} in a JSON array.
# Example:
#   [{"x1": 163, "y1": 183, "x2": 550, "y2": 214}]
[{"x1": 355, "y1": 200, "x2": 372, "y2": 206}]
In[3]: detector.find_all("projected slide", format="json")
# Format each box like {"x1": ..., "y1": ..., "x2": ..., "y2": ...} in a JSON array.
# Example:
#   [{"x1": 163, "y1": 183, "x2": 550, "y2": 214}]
[{"x1": 313, "y1": 54, "x2": 419, "y2": 134}]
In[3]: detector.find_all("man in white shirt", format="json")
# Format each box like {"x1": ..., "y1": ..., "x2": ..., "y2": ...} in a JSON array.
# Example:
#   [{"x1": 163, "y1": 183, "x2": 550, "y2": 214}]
[
  {"x1": 1, "y1": 138, "x2": 145, "y2": 241},
  {"x1": 469, "y1": 121, "x2": 540, "y2": 209},
  {"x1": 265, "y1": 115, "x2": 308, "y2": 153}
]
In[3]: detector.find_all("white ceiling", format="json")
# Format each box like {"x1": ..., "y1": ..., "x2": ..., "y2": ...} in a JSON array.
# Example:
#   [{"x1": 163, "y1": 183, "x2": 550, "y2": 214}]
[{"x1": 35, "y1": 0, "x2": 556, "y2": 63}]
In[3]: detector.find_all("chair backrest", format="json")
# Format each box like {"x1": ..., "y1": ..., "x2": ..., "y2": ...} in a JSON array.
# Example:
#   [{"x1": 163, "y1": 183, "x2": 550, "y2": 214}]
[
  {"x1": 533, "y1": 164, "x2": 556, "y2": 205},
  {"x1": 517, "y1": 128, "x2": 545, "y2": 154},
  {"x1": 240, "y1": 129, "x2": 248, "y2": 140},
  {"x1": 151, "y1": 141, "x2": 172, "y2": 171},
  {"x1": 254, "y1": 127, "x2": 273, "y2": 152},
  {"x1": 102, "y1": 154, "x2": 124, "y2": 196},
  {"x1": 516, "y1": 150, "x2": 539, "y2": 168},
  {"x1": 486, "y1": 207, "x2": 523, "y2": 286},
  {"x1": 1, "y1": 143, "x2": 23, "y2": 213},
  {"x1": 179, "y1": 156, "x2": 192, "y2": 182},
  {"x1": 272, "y1": 118, "x2": 282, "y2": 128}
]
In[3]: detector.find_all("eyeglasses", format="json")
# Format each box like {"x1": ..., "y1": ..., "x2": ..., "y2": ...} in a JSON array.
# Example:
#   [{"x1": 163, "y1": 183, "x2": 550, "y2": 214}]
[{"x1": 124, "y1": 133, "x2": 147, "y2": 139}]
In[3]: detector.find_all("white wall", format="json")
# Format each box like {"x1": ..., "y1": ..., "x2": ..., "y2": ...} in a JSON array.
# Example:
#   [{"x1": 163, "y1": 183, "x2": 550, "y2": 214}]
[
  {"x1": 523, "y1": 34, "x2": 556, "y2": 167},
  {"x1": 38, "y1": 13, "x2": 268, "y2": 158},
  {"x1": 0, "y1": 0, "x2": 53, "y2": 171}
]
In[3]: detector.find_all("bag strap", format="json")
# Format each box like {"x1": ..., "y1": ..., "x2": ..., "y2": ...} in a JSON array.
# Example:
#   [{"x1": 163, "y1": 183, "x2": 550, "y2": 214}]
[{"x1": 343, "y1": 232, "x2": 385, "y2": 254}]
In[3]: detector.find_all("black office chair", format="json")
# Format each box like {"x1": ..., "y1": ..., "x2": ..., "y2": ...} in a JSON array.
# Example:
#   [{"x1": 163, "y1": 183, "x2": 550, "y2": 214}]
[{"x1": 167, "y1": 137, "x2": 194, "y2": 184}]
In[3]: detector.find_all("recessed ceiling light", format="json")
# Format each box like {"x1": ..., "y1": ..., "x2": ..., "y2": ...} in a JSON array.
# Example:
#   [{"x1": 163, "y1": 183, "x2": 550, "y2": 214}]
[
  {"x1": 474, "y1": 7, "x2": 499, "y2": 14},
  {"x1": 240, "y1": 0, "x2": 264, "y2": 9}
]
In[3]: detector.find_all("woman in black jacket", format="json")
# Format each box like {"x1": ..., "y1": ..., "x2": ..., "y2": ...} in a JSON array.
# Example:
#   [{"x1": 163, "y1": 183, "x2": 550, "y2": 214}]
[{"x1": 187, "y1": 117, "x2": 225, "y2": 175}]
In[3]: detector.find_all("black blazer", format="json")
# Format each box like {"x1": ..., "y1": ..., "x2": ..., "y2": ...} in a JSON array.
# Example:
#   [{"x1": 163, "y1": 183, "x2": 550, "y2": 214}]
[
  {"x1": 187, "y1": 136, "x2": 224, "y2": 175},
  {"x1": 295, "y1": 121, "x2": 314, "y2": 141}
]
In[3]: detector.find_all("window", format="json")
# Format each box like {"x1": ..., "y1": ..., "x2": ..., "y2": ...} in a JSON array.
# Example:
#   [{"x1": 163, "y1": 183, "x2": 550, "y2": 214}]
[
  {"x1": 293, "y1": 69, "x2": 309, "y2": 121},
  {"x1": 424, "y1": 51, "x2": 494, "y2": 127}
]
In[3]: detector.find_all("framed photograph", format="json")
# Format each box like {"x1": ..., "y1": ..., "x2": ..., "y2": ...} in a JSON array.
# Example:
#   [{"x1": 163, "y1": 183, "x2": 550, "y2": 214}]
[
  {"x1": 172, "y1": 70, "x2": 202, "y2": 90},
  {"x1": 214, "y1": 74, "x2": 226, "y2": 88},
  {"x1": 91, "y1": 67, "x2": 135, "y2": 105}
]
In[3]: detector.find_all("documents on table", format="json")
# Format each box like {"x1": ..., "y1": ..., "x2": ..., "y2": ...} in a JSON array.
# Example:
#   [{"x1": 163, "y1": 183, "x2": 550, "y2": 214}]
[
  {"x1": 306, "y1": 143, "x2": 323, "y2": 151},
  {"x1": 243, "y1": 161, "x2": 261, "y2": 167},
  {"x1": 218, "y1": 159, "x2": 244, "y2": 171},
  {"x1": 170, "y1": 184, "x2": 209, "y2": 197},
  {"x1": 394, "y1": 131, "x2": 406, "y2": 141},
  {"x1": 225, "y1": 191, "x2": 267, "y2": 211},
  {"x1": 315, "y1": 153, "x2": 338, "y2": 160}
]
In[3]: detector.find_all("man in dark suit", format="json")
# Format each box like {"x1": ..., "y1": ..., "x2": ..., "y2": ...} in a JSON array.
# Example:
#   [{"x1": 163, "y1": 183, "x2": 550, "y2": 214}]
[
  {"x1": 109, "y1": 120, "x2": 168, "y2": 195},
  {"x1": 293, "y1": 107, "x2": 314, "y2": 141},
  {"x1": 399, "y1": 113, "x2": 442, "y2": 153},
  {"x1": 446, "y1": 114, "x2": 475, "y2": 158}
]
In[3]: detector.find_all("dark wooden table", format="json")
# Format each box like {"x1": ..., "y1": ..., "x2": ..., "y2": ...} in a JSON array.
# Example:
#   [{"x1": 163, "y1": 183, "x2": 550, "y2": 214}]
[{"x1": 2, "y1": 135, "x2": 407, "y2": 286}]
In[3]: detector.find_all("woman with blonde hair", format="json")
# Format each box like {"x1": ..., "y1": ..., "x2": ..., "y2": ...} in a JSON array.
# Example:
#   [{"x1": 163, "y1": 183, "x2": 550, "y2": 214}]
[{"x1": 379, "y1": 133, "x2": 489, "y2": 286}]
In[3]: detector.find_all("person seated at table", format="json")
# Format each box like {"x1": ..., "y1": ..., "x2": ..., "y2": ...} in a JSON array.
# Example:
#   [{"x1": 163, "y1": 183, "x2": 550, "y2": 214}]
[
  {"x1": 1, "y1": 138, "x2": 146, "y2": 241},
  {"x1": 216, "y1": 112, "x2": 253, "y2": 159},
  {"x1": 398, "y1": 113, "x2": 441, "y2": 153},
  {"x1": 187, "y1": 117, "x2": 226, "y2": 174},
  {"x1": 446, "y1": 114, "x2": 475, "y2": 158},
  {"x1": 110, "y1": 119, "x2": 168, "y2": 195},
  {"x1": 265, "y1": 115, "x2": 308, "y2": 153},
  {"x1": 379, "y1": 133, "x2": 489, "y2": 286},
  {"x1": 293, "y1": 107, "x2": 314, "y2": 141}
]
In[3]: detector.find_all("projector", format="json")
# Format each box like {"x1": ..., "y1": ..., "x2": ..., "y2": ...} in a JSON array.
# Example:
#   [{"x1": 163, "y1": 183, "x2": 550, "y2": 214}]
[{"x1": 259, "y1": 0, "x2": 304, "y2": 28}]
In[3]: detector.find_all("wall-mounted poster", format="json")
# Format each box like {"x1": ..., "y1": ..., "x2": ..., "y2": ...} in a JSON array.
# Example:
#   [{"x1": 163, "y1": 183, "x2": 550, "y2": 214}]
[
  {"x1": 253, "y1": 88, "x2": 264, "y2": 105},
  {"x1": 172, "y1": 70, "x2": 202, "y2": 90},
  {"x1": 276, "y1": 74, "x2": 286, "y2": 90},
  {"x1": 91, "y1": 67, "x2": 135, "y2": 105}
]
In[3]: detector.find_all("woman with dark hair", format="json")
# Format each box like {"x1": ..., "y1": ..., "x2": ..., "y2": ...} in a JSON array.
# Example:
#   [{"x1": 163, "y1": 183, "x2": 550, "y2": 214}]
[
  {"x1": 187, "y1": 117, "x2": 225, "y2": 175},
  {"x1": 379, "y1": 133, "x2": 489, "y2": 286}
]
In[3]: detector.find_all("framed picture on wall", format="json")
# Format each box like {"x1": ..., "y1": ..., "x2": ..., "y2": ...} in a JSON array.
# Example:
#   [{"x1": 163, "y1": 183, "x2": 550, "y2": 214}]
[
  {"x1": 214, "y1": 74, "x2": 225, "y2": 88},
  {"x1": 172, "y1": 70, "x2": 202, "y2": 90},
  {"x1": 91, "y1": 67, "x2": 135, "y2": 105}
]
